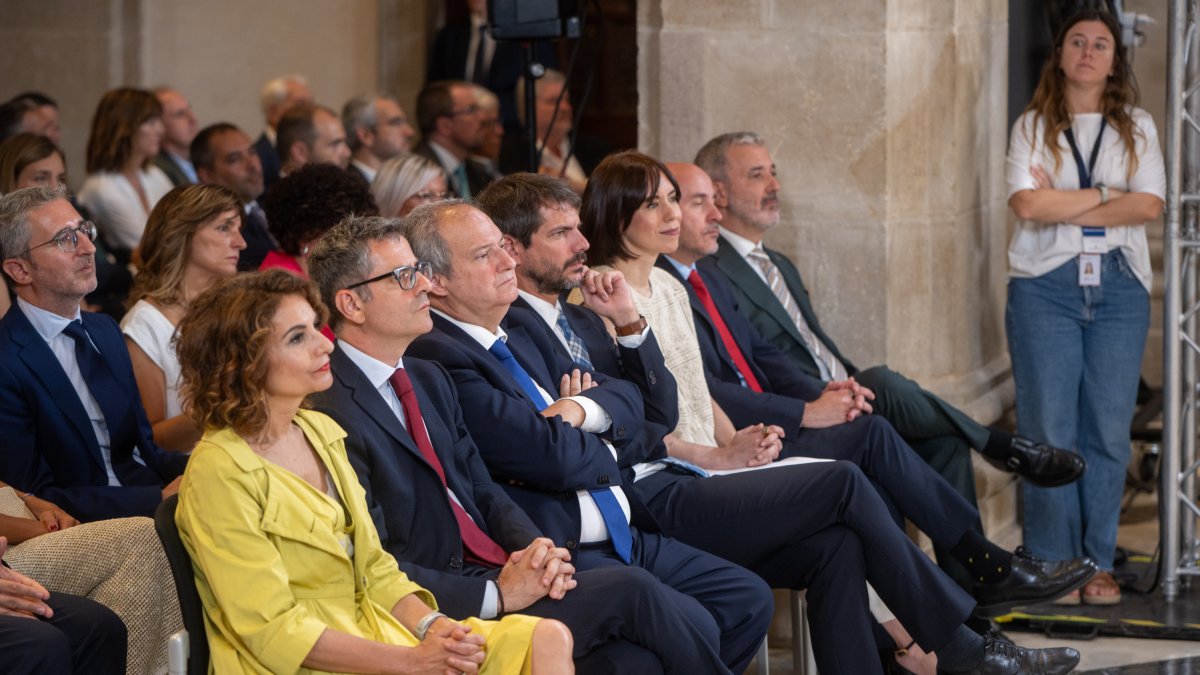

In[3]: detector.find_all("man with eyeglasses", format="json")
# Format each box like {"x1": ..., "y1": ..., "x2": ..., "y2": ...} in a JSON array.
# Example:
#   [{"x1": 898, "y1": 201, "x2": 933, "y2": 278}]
[
  {"x1": 307, "y1": 215, "x2": 734, "y2": 674},
  {"x1": 0, "y1": 187, "x2": 187, "y2": 521},
  {"x1": 414, "y1": 80, "x2": 494, "y2": 199},
  {"x1": 343, "y1": 93, "x2": 416, "y2": 184}
]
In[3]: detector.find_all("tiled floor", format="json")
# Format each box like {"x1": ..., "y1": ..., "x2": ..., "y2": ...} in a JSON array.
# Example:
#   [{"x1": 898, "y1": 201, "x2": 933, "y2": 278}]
[{"x1": 746, "y1": 491, "x2": 1200, "y2": 674}]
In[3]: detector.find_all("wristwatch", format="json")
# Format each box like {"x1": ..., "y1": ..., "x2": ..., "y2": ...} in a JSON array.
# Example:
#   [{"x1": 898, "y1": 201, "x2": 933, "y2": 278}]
[
  {"x1": 614, "y1": 315, "x2": 648, "y2": 337},
  {"x1": 1096, "y1": 183, "x2": 1109, "y2": 204}
]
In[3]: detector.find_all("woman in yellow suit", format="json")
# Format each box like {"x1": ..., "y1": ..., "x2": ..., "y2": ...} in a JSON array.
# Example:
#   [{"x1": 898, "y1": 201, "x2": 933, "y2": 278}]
[{"x1": 173, "y1": 269, "x2": 574, "y2": 674}]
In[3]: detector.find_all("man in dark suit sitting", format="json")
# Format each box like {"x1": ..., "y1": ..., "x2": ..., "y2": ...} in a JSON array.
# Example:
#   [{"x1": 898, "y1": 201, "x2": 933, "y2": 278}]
[
  {"x1": 306, "y1": 215, "x2": 738, "y2": 674},
  {"x1": 401, "y1": 200, "x2": 776, "y2": 673},
  {"x1": 403, "y1": 196, "x2": 1083, "y2": 674},
  {"x1": 0, "y1": 187, "x2": 187, "y2": 521},
  {"x1": 694, "y1": 132, "x2": 1085, "y2": 490},
  {"x1": 413, "y1": 81, "x2": 495, "y2": 199}
]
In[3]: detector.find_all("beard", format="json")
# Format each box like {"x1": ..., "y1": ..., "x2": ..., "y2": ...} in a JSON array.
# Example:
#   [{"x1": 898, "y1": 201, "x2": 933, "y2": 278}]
[{"x1": 524, "y1": 251, "x2": 587, "y2": 295}]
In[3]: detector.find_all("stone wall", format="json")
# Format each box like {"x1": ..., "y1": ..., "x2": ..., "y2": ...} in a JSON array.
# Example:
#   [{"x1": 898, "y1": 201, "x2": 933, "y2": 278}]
[{"x1": 639, "y1": 0, "x2": 1013, "y2": 421}]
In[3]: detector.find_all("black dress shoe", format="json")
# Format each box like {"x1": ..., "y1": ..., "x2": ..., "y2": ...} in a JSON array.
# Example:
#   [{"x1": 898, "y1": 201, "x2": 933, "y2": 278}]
[
  {"x1": 973, "y1": 548, "x2": 1098, "y2": 618},
  {"x1": 957, "y1": 637, "x2": 1081, "y2": 674},
  {"x1": 1004, "y1": 436, "x2": 1086, "y2": 487}
]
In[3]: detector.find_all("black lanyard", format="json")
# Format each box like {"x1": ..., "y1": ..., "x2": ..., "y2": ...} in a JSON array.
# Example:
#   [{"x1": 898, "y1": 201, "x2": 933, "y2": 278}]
[{"x1": 1063, "y1": 119, "x2": 1107, "y2": 189}]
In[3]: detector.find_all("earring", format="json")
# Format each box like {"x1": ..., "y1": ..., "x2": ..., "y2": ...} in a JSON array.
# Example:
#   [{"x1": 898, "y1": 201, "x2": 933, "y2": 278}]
[{"x1": 301, "y1": 244, "x2": 310, "y2": 256}]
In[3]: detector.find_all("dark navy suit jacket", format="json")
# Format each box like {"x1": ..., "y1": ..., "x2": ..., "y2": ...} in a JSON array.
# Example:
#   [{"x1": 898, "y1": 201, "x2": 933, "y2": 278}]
[
  {"x1": 0, "y1": 305, "x2": 187, "y2": 520},
  {"x1": 656, "y1": 257, "x2": 826, "y2": 435},
  {"x1": 309, "y1": 349, "x2": 540, "y2": 618},
  {"x1": 510, "y1": 296, "x2": 675, "y2": 468},
  {"x1": 407, "y1": 307, "x2": 654, "y2": 547},
  {"x1": 255, "y1": 132, "x2": 282, "y2": 190}
]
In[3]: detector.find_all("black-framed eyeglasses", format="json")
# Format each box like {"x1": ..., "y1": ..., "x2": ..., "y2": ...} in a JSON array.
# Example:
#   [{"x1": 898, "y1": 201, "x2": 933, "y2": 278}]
[
  {"x1": 412, "y1": 190, "x2": 454, "y2": 203},
  {"x1": 346, "y1": 261, "x2": 433, "y2": 291},
  {"x1": 17, "y1": 221, "x2": 98, "y2": 256}
]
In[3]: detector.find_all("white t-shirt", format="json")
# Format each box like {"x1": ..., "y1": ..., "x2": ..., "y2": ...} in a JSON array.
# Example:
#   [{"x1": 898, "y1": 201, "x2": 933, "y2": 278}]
[
  {"x1": 78, "y1": 167, "x2": 173, "y2": 250},
  {"x1": 120, "y1": 300, "x2": 182, "y2": 418},
  {"x1": 1005, "y1": 108, "x2": 1166, "y2": 291}
]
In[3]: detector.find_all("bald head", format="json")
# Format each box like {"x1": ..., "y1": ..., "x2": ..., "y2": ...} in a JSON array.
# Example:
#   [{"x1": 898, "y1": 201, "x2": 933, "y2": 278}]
[{"x1": 667, "y1": 162, "x2": 722, "y2": 265}]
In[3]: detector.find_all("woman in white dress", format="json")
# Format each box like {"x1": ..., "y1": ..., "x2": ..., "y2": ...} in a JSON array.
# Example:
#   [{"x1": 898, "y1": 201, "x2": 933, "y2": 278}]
[
  {"x1": 121, "y1": 184, "x2": 246, "y2": 452},
  {"x1": 579, "y1": 150, "x2": 782, "y2": 470},
  {"x1": 78, "y1": 88, "x2": 172, "y2": 256}
]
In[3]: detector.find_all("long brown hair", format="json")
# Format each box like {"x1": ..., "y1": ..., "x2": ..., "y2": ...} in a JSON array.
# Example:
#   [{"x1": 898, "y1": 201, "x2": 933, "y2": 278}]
[
  {"x1": 130, "y1": 184, "x2": 242, "y2": 309},
  {"x1": 1023, "y1": 10, "x2": 1141, "y2": 178},
  {"x1": 85, "y1": 88, "x2": 162, "y2": 174}
]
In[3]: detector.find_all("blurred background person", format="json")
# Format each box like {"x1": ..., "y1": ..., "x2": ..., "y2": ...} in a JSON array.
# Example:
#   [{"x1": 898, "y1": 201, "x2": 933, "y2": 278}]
[{"x1": 370, "y1": 153, "x2": 450, "y2": 219}]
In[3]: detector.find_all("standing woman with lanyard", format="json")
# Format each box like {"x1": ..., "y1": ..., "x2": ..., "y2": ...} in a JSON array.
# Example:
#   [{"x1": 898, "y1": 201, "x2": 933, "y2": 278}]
[{"x1": 1006, "y1": 9, "x2": 1165, "y2": 605}]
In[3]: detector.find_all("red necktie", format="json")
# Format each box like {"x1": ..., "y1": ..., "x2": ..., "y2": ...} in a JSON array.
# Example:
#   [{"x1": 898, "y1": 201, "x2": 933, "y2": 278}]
[
  {"x1": 687, "y1": 269, "x2": 764, "y2": 393},
  {"x1": 389, "y1": 368, "x2": 509, "y2": 568}
]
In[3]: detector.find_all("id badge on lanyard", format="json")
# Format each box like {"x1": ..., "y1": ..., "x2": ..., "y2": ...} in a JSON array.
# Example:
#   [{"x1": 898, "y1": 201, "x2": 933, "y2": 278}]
[{"x1": 1065, "y1": 120, "x2": 1107, "y2": 287}]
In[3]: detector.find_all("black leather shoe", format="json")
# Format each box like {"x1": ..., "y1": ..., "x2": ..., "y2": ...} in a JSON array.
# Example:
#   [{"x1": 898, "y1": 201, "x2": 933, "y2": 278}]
[
  {"x1": 1004, "y1": 436, "x2": 1086, "y2": 487},
  {"x1": 959, "y1": 637, "x2": 1080, "y2": 674},
  {"x1": 973, "y1": 548, "x2": 1098, "y2": 618}
]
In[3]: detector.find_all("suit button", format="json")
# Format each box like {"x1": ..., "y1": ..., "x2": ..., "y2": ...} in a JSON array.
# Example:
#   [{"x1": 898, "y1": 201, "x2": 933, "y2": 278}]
[
  {"x1": 648, "y1": 371, "x2": 657, "y2": 385},
  {"x1": 565, "y1": 540, "x2": 578, "y2": 550},
  {"x1": 615, "y1": 426, "x2": 626, "y2": 437},
  {"x1": 598, "y1": 475, "x2": 610, "y2": 485},
  {"x1": 449, "y1": 556, "x2": 463, "y2": 569}
]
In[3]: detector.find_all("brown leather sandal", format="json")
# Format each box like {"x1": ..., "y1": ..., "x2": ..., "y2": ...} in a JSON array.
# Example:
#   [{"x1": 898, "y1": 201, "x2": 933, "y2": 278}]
[{"x1": 1082, "y1": 570, "x2": 1121, "y2": 605}]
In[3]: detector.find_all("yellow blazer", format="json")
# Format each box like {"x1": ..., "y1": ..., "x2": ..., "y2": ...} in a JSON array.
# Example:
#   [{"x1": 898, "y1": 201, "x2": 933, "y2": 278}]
[{"x1": 177, "y1": 409, "x2": 536, "y2": 674}]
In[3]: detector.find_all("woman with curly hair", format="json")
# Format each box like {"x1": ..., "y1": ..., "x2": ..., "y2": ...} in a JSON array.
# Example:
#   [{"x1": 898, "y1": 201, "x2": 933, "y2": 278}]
[
  {"x1": 1006, "y1": 9, "x2": 1166, "y2": 605},
  {"x1": 260, "y1": 162, "x2": 378, "y2": 277},
  {"x1": 77, "y1": 88, "x2": 171, "y2": 255},
  {"x1": 120, "y1": 183, "x2": 245, "y2": 452},
  {"x1": 173, "y1": 270, "x2": 573, "y2": 674}
]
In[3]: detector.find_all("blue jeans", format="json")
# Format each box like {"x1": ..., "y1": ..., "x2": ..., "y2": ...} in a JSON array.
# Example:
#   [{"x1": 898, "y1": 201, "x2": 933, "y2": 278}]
[{"x1": 1006, "y1": 250, "x2": 1149, "y2": 569}]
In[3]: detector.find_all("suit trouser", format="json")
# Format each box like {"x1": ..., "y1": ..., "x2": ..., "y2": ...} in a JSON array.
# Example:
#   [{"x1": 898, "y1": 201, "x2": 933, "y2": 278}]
[
  {"x1": 511, "y1": 564, "x2": 732, "y2": 675},
  {"x1": 572, "y1": 529, "x2": 773, "y2": 675},
  {"x1": 634, "y1": 461, "x2": 974, "y2": 675},
  {"x1": 781, "y1": 415, "x2": 982, "y2": 553},
  {"x1": 0, "y1": 591, "x2": 127, "y2": 675},
  {"x1": 829, "y1": 367, "x2": 989, "y2": 590}
]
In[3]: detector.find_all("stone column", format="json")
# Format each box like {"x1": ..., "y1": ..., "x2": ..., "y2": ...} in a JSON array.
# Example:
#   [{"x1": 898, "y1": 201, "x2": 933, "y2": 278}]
[{"x1": 638, "y1": 1, "x2": 1018, "y2": 546}]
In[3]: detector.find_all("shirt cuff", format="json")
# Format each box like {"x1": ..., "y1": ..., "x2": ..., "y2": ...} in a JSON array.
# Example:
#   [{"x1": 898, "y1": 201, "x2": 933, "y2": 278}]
[
  {"x1": 565, "y1": 395, "x2": 611, "y2": 433},
  {"x1": 615, "y1": 325, "x2": 649, "y2": 348},
  {"x1": 480, "y1": 580, "x2": 500, "y2": 619}
]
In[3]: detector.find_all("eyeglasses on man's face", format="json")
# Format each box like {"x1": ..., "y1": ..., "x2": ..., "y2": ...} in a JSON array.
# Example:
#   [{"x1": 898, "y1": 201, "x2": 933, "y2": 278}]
[
  {"x1": 346, "y1": 261, "x2": 434, "y2": 291},
  {"x1": 18, "y1": 221, "x2": 98, "y2": 256}
]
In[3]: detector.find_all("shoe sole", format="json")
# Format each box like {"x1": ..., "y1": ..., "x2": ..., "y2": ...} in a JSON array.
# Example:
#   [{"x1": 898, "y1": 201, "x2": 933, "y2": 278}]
[{"x1": 972, "y1": 567, "x2": 1099, "y2": 618}]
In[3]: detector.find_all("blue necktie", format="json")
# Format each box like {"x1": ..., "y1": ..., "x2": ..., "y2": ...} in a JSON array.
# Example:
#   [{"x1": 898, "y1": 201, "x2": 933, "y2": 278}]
[
  {"x1": 61, "y1": 321, "x2": 139, "y2": 476},
  {"x1": 454, "y1": 163, "x2": 471, "y2": 199},
  {"x1": 555, "y1": 309, "x2": 594, "y2": 370},
  {"x1": 487, "y1": 338, "x2": 632, "y2": 563}
]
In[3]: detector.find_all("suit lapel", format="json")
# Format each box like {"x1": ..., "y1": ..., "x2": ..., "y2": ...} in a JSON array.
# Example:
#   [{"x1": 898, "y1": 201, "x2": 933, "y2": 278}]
[
  {"x1": 7, "y1": 309, "x2": 105, "y2": 470},
  {"x1": 431, "y1": 314, "x2": 546, "y2": 411},
  {"x1": 655, "y1": 257, "x2": 738, "y2": 372},
  {"x1": 503, "y1": 323, "x2": 558, "y2": 394},
  {"x1": 329, "y1": 347, "x2": 430, "y2": 469},
  {"x1": 713, "y1": 237, "x2": 807, "y2": 348}
]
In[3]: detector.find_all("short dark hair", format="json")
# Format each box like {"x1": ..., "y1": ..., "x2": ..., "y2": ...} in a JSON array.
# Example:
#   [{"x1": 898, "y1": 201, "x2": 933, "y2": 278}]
[
  {"x1": 475, "y1": 173, "x2": 580, "y2": 247},
  {"x1": 416, "y1": 80, "x2": 459, "y2": 136},
  {"x1": 580, "y1": 150, "x2": 679, "y2": 266},
  {"x1": 308, "y1": 215, "x2": 408, "y2": 332},
  {"x1": 0, "y1": 99, "x2": 40, "y2": 143},
  {"x1": 275, "y1": 103, "x2": 332, "y2": 163},
  {"x1": 10, "y1": 92, "x2": 57, "y2": 109},
  {"x1": 190, "y1": 122, "x2": 242, "y2": 170},
  {"x1": 260, "y1": 162, "x2": 378, "y2": 256}
]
